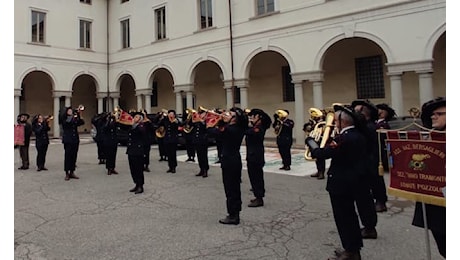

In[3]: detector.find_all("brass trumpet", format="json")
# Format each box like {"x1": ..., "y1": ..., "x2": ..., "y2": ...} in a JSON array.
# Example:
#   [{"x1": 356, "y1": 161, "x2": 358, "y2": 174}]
[
  {"x1": 199, "y1": 106, "x2": 222, "y2": 128},
  {"x1": 183, "y1": 108, "x2": 196, "y2": 134},
  {"x1": 44, "y1": 115, "x2": 54, "y2": 122}
]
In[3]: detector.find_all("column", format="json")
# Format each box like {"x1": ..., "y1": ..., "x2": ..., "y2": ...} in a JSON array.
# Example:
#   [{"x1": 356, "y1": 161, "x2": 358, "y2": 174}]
[
  {"x1": 144, "y1": 94, "x2": 152, "y2": 113},
  {"x1": 65, "y1": 97, "x2": 71, "y2": 107},
  {"x1": 312, "y1": 81, "x2": 324, "y2": 109},
  {"x1": 111, "y1": 91, "x2": 120, "y2": 110},
  {"x1": 417, "y1": 71, "x2": 434, "y2": 104},
  {"x1": 97, "y1": 98, "x2": 104, "y2": 114},
  {"x1": 53, "y1": 96, "x2": 60, "y2": 138},
  {"x1": 388, "y1": 73, "x2": 404, "y2": 117},
  {"x1": 175, "y1": 91, "x2": 183, "y2": 114},
  {"x1": 223, "y1": 80, "x2": 234, "y2": 109},
  {"x1": 239, "y1": 86, "x2": 248, "y2": 109},
  {"x1": 136, "y1": 95, "x2": 143, "y2": 110},
  {"x1": 14, "y1": 89, "x2": 21, "y2": 124},
  {"x1": 186, "y1": 91, "x2": 193, "y2": 109},
  {"x1": 293, "y1": 82, "x2": 305, "y2": 146}
]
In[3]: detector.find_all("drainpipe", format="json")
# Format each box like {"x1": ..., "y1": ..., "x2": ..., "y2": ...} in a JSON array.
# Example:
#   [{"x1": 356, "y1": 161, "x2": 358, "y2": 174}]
[
  {"x1": 106, "y1": 0, "x2": 110, "y2": 112},
  {"x1": 228, "y1": 0, "x2": 235, "y2": 107}
]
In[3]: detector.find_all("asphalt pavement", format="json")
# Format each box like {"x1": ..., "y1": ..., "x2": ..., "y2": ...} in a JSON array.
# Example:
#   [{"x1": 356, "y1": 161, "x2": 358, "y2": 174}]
[{"x1": 14, "y1": 135, "x2": 444, "y2": 260}]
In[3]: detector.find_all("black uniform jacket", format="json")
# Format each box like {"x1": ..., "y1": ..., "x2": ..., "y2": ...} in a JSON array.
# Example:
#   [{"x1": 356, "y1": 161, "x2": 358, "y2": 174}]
[
  {"x1": 276, "y1": 119, "x2": 294, "y2": 146},
  {"x1": 245, "y1": 125, "x2": 266, "y2": 164},
  {"x1": 101, "y1": 120, "x2": 118, "y2": 145},
  {"x1": 61, "y1": 116, "x2": 85, "y2": 144},
  {"x1": 191, "y1": 121, "x2": 208, "y2": 145},
  {"x1": 208, "y1": 123, "x2": 245, "y2": 169},
  {"x1": 161, "y1": 118, "x2": 180, "y2": 144},
  {"x1": 126, "y1": 123, "x2": 146, "y2": 156},
  {"x1": 311, "y1": 127, "x2": 368, "y2": 195},
  {"x1": 32, "y1": 122, "x2": 50, "y2": 146}
]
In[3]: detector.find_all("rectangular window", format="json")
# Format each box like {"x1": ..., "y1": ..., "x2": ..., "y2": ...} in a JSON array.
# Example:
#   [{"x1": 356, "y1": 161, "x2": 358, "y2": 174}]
[
  {"x1": 355, "y1": 55, "x2": 385, "y2": 99},
  {"x1": 121, "y1": 19, "x2": 130, "y2": 49},
  {"x1": 31, "y1": 11, "x2": 46, "y2": 43},
  {"x1": 282, "y1": 66, "x2": 294, "y2": 102},
  {"x1": 121, "y1": 0, "x2": 129, "y2": 3},
  {"x1": 80, "y1": 0, "x2": 91, "y2": 4},
  {"x1": 151, "y1": 82, "x2": 158, "y2": 107},
  {"x1": 256, "y1": 0, "x2": 275, "y2": 16},
  {"x1": 199, "y1": 0, "x2": 213, "y2": 29},
  {"x1": 155, "y1": 7, "x2": 166, "y2": 40},
  {"x1": 233, "y1": 86, "x2": 240, "y2": 104},
  {"x1": 79, "y1": 20, "x2": 91, "y2": 49}
]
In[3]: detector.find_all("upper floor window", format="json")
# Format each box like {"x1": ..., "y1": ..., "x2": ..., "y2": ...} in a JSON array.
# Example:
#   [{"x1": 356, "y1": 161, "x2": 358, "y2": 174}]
[
  {"x1": 155, "y1": 7, "x2": 166, "y2": 40},
  {"x1": 121, "y1": 19, "x2": 130, "y2": 49},
  {"x1": 80, "y1": 0, "x2": 91, "y2": 4},
  {"x1": 355, "y1": 55, "x2": 385, "y2": 99},
  {"x1": 79, "y1": 20, "x2": 92, "y2": 49},
  {"x1": 121, "y1": 0, "x2": 129, "y2": 3},
  {"x1": 199, "y1": 0, "x2": 213, "y2": 29},
  {"x1": 256, "y1": 0, "x2": 275, "y2": 16},
  {"x1": 282, "y1": 66, "x2": 294, "y2": 102},
  {"x1": 31, "y1": 11, "x2": 46, "y2": 43}
]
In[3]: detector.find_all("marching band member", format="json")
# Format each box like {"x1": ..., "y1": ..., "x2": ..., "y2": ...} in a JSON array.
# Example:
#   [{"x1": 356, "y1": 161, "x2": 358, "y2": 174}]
[
  {"x1": 127, "y1": 112, "x2": 147, "y2": 194},
  {"x1": 192, "y1": 109, "x2": 209, "y2": 177},
  {"x1": 183, "y1": 110, "x2": 196, "y2": 162},
  {"x1": 160, "y1": 109, "x2": 180, "y2": 173},
  {"x1": 208, "y1": 107, "x2": 248, "y2": 225},
  {"x1": 154, "y1": 111, "x2": 168, "y2": 162},
  {"x1": 60, "y1": 107, "x2": 85, "y2": 181},
  {"x1": 91, "y1": 113, "x2": 106, "y2": 165},
  {"x1": 412, "y1": 97, "x2": 446, "y2": 258},
  {"x1": 273, "y1": 109, "x2": 294, "y2": 170},
  {"x1": 303, "y1": 108, "x2": 327, "y2": 179},
  {"x1": 16, "y1": 113, "x2": 32, "y2": 170},
  {"x1": 141, "y1": 110, "x2": 154, "y2": 172},
  {"x1": 306, "y1": 104, "x2": 368, "y2": 260},
  {"x1": 102, "y1": 112, "x2": 119, "y2": 175},
  {"x1": 245, "y1": 108, "x2": 272, "y2": 207},
  {"x1": 375, "y1": 103, "x2": 396, "y2": 173},
  {"x1": 32, "y1": 114, "x2": 50, "y2": 171}
]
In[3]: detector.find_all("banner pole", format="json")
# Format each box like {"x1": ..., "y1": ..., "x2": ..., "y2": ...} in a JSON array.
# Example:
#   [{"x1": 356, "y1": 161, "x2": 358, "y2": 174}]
[{"x1": 422, "y1": 202, "x2": 432, "y2": 260}]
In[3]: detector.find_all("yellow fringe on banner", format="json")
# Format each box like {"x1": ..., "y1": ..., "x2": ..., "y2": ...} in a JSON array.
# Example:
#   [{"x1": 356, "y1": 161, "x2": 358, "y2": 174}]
[{"x1": 388, "y1": 187, "x2": 445, "y2": 207}]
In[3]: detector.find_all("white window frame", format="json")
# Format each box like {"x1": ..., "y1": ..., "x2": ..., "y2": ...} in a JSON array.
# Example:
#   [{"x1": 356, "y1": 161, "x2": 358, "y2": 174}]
[
  {"x1": 79, "y1": 19, "x2": 92, "y2": 49},
  {"x1": 255, "y1": 0, "x2": 275, "y2": 16},
  {"x1": 198, "y1": 0, "x2": 213, "y2": 29},
  {"x1": 154, "y1": 6, "x2": 167, "y2": 40},
  {"x1": 31, "y1": 10, "x2": 46, "y2": 44},
  {"x1": 80, "y1": 0, "x2": 91, "y2": 4},
  {"x1": 121, "y1": 18, "x2": 130, "y2": 49}
]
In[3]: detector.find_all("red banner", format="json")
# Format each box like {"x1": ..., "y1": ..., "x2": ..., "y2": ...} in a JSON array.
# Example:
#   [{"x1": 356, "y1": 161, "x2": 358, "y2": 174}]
[
  {"x1": 118, "y1": 110, "x2": 133, "y2": 125},
  {"x1": 14, "y1": 124, "x2": 25, "y2": 146},
  {"x1": 387, "y1": 138, "x2": 446, "y2": 207}
]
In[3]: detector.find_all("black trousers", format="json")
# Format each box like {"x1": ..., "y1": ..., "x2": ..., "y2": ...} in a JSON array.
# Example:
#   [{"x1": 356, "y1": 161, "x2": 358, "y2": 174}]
[
  {"x1": 158, "y1": 139, "x2": 167, "y2": 158},
  {"x1": 18, "y1": 145, "x2": 30, "y2": 168},
  {"x1": 35, "y1": 143, "x2": 48, "y2": 168},
  {"x1": 222, "y1": 156, "x2": 242, "y2": 215},
  {"x1": 143, "y1": 144, "x2": 151, "y2": 167},
  {"x1": 329, "y1": 192, "x2": 363, "y2": 253},
  {"x1": 355, "y1": 178, "x2": 378, "y2": 229},
  {"x1": 104, "y1": 143, "x2": 118, "y2": 170},
  {"x1": 315, "y1": 158, "x2": 326, "y2": 172},
  {"x1": 195, "y1": 143, "x2": 209, "y2": 171},
  {"x1": 128, "y1": 155, "x2": 144, "y2": 186},
  {"x1": 186, "y1": 139, "x2": 195, "y2": 159},
  {"x1": 431, "y1": 228, "x2": 446, "y2": 258},
  {"x1": 277, "y1": 143, "x2": 291, "y2": 166},
  {"x1": 96, "y1": 141, "x2": 105, "y2": 160},
  {"x1": 166, "y1": 143, "x2": 177, "y2": 169},
  {"x1": 64, "y1": 143, "x2": 79, "y2": 172},
  {"x1": 247, "y1": 161, "x2": 265, "y2": 198},
  {"x1": 370, "y1": 173, "x2": 388, "y2": 203}
]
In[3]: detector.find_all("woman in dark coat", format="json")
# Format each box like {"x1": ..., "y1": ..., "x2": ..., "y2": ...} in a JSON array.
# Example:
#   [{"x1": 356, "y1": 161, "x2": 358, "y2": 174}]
[
  {"x1": 60, "y1": 106, "x2": 84, "y2": 180},
  {"x1": 32, "y1": 114, "x2": 51, "y2": 171}
]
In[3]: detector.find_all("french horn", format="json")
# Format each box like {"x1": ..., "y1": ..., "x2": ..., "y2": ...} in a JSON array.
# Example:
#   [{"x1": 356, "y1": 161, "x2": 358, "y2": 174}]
[{"x1": 304, "y1": 108, "x2": 335, "y2": 161}]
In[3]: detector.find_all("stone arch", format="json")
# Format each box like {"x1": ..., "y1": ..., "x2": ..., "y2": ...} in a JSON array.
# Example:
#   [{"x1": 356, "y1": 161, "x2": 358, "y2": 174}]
[
  {"x1": 69, "y1": 71, "x2": 101, "y2": 93},
  {"x1": 147, "y1": 64, "x2": 176, "y2": 87},
  {"x1": 114, "y1": 70, "x2": 137, "y2": 92},
  {"x1": 241, "y1": 45, "x2": 295, "y2": 79},
  {"x1": 314, "y1": 32, "x2": 394, "y2": 70},
  {"x1": 424, "y1": 23, "x2": 446, "y2": 59},
  {"x1": 188, "y1": 55, "x2": 227, "y2": 83},
  {"x1": 18, "y1": 67, "x2": 56, "y2": 91}
]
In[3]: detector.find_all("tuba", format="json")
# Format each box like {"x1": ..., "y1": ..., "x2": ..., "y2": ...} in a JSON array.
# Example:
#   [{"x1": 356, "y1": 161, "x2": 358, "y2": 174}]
[
  {"x1": 273, "y1": 109, "x2": 288, "y2": 136},
  {"x1": 183, "y1": 108, "x2": 196, "y2": 133},
  {"x1": 155, "y1": 109, "x2": 168, "y2": 138},
  {"x1": 304, "y1": 108, "x2": 335, "y2": 161}
]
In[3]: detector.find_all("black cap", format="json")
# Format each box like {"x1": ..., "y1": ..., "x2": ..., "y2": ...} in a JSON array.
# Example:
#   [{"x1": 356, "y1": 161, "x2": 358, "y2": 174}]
[
  {"x1": 131, "y1": 111, "x2": 144, "y2": 118},
  {"x1": 167, "y1": 109, "x2": 176, "y2": 115},
  {"x1": 421, "y1": 97, "x2": 446, "y2": 128},
  {"x1": 18, "y1": 113, "x2": 30, "y2": 119},
  {"x1": 333, "y1": 104, "x2": 360, "y2": 123},
  {"x1": 249, "y1": 108, "x2": 272, "y2": 129},
  {"x1": 351, "y1": 99, "x2": 378, "y2": 121},
  {"x1": 376, "y1": 103, "x2": 396, "y2": 121}
]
